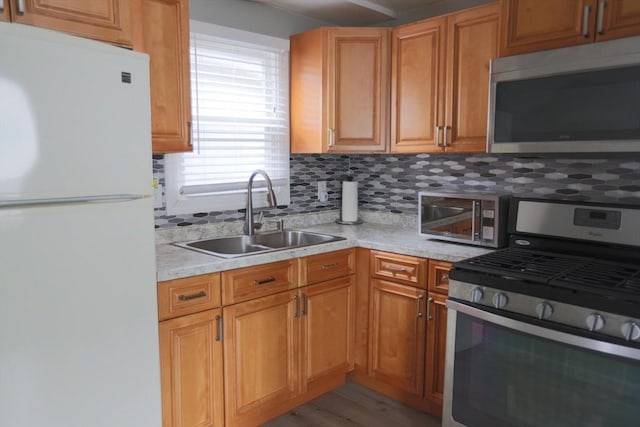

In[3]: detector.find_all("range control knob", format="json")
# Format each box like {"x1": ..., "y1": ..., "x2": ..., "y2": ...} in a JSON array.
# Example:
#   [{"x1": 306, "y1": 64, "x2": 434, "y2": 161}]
[
  {"x1": 586, "y1": 313, "x2": 605, "y2": 332},
  {"x1": 621, "y1": 321, "x2": 640, "y2": 341},
  {"x1": 492, "y1": 293, "x2": 509, "y2": 309},
  {"x1": 535, "y1": 302, "x2": 554, "y2": 320},
  {"x1": 469, "y1": 287, "x2": 484, "y2": 303}
]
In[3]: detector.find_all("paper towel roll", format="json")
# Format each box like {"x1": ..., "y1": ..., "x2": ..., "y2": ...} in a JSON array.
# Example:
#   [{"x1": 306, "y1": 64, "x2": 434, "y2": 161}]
[{"x1": 341, "y1": 181, "x2": 359, "y2": 222}]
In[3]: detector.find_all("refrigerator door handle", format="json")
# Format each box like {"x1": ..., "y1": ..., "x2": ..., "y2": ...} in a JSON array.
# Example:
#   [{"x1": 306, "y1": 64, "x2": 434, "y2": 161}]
[{"x1": 0, "y1": 194, "x2": 149, "y2": 208}]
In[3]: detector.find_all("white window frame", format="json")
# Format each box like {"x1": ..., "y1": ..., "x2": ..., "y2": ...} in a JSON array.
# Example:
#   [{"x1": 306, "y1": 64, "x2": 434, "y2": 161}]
[{"x1": 165, "y1": 20, "x2": 290, "y2": 216}]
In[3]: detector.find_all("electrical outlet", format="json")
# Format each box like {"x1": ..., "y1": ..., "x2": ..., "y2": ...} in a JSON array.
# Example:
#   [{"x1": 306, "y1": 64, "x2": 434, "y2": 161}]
[{"x1": 317, "y1": 181, "x2": 328, "y2": 202}]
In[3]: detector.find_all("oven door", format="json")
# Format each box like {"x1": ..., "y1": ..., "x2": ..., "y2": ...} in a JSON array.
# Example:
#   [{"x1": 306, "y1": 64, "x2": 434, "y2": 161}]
[{"x1": 443, "y1": 299, "x2": 640, "y2": 427}]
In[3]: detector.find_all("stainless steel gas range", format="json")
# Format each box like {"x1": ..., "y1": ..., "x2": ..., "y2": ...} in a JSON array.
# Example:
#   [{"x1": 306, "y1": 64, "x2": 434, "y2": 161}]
[{"x1": 442, "y1": 197, "x2": 640, "y2": 427}]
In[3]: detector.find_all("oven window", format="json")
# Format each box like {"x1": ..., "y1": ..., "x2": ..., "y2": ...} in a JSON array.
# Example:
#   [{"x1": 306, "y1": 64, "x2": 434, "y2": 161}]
[
  {"x1": 452, "y1": 312, "x2": 640, "y2": 427},
  {"x1": 494, "y1": 65, "x2": 640, "y2": 143}
]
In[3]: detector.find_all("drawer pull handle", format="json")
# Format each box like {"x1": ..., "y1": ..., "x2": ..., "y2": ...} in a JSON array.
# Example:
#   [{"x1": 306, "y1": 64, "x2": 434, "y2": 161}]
[
  {"x1": 178, "y1": 291, "x2": 207, "y2": 301},
  {"x1": 385, "y1": 265, "x2": 407, "y2": 273},
  {"x1": 417, "y1": 294, "x2": 424, "y2": 318},
  {"x1": 253, "y1": 276, "x2": 276, "y2": 285},
  {"x1": 293, "y1": 295, "x2": 300, "y2": 318},
  {"x1": 441, "y1": 274, "x2": 449, "y2": 282},
  {"x1": 321, "y1": 262, "x2": 338, "y2": 270},
  {"x1": 215, "y1": 315, "x2": 223, "y2": 341}
]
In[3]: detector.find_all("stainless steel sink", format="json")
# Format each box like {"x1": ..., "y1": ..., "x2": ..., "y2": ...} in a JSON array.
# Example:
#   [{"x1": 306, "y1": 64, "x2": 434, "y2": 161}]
[{"x1": 174, "y1": 230, "x2": 346, "y2": 258}]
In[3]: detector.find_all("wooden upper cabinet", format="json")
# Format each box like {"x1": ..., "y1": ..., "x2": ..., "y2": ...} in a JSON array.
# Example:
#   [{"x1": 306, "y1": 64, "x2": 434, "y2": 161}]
[
  {"x1": 290, "y1": 27, "x2": 390, "y2": 153},
  {"x1": 500, "y1": 0, "x2": 640, "y2": 56},
  {"x1": 4, "y1": 0, "x2": 132, "y2": 45},
  {"x1": 390, "y1": 17, "x2": 446, "y2": 153},
  {"x1": 132, "y1": 0, "x2": 192, "y2": 154},
  {"x1": 390, "y1": 3, "x2": 499, "y2": 154}
]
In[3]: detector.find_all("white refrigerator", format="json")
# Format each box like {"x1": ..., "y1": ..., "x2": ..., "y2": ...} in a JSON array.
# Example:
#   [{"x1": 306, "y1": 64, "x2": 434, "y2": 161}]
[{"x1": 0, "y1": 23, "x2": 161, "y2": 426}]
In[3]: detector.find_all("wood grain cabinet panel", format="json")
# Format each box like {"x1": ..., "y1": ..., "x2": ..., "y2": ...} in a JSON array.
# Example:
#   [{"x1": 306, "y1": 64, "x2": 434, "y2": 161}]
[
  {"x1": 428, "y1": 260, "x2": 451, "y2": 295},
  {"x1": 299, "y1": 248, "x2": 355, "y2": 286},
  {"x1": 223, "y1": 290, "x2": 299, "y2": 427},
  {"x1": 159, "y1": 309, "x2": 224, "y2": 427},
  {"x1": 368, "y1": 279, "x2": 426, "y2": 398},
  {"x1": 391, "y1": 3, "x2": 499, "y2": 154},
  {"x1": 290, "y1": 27, "x2": 390, "y2": 153},
  {"x1": 157, "y1": 273, "x2": 221, "y2": 321},
  {"x1": 132, "y1": 0, "x2": 192, "y2": 154},
  {"x1": 1, "y1": 1, "x2": 11, "y2": 21},
  {"x1": 8, "y1": 0, "x2": 132, "y2": 46},
  {"x1": 222, "y1": 260, "x2": 297, "y2": 305},
  {"x1": 500, "y1": 0, "x2": 640, "y2": 56},
  {"x1": 301, "y1": 276, "x2": 355, "y2": 390},
  {"x1": 424, "y1": 292, "x2": 447, "y2": 412}
]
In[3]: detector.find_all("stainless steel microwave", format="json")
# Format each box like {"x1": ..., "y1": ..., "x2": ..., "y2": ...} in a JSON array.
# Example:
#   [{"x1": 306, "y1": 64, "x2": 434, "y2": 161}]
[
  {"x1": 419, "y1": 191, "x2": 510, "y2": 248},
  {"x1": 488, "y1": 35, "x2": 640, "y2": 154}
]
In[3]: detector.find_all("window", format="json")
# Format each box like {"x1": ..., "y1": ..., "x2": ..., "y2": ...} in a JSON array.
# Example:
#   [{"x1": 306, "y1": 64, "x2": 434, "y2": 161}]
[{"x1": 165, "y1": 21, "x2": 290, "y2": 215}]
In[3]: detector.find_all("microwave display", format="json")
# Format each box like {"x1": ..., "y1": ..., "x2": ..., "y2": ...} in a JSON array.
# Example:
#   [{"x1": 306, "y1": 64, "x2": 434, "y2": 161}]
[{"x1": 494, "y1": 64, "x2": 640, "y2": 144}]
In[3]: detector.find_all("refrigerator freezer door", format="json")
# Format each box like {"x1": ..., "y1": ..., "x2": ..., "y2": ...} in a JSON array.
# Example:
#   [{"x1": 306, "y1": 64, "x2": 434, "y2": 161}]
[
  {"x1": 0, "y1": 199, "x2": 161, "y2": 427},
  {"x1": 0, "y1": 22, "x2": 152, "y2": 201}
]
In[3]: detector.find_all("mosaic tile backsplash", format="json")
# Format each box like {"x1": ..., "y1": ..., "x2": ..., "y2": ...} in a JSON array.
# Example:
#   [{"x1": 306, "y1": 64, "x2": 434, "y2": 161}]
[{"x1": 153, "y1": 154, "x2": 640, "y2": 228}]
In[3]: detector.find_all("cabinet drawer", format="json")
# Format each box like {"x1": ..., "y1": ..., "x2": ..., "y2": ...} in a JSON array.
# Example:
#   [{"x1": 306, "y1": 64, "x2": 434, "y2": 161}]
[
  {"x1": 300, "y1": 249, "x2": 356, "y2": 285},
  {"x1": 428, "y1": 260, "x2": 452, "y2": 294},
  {"x1": 370, "y1": 250, "x2": 427, "y2": 288},
  {"x1": 222, "y1": 260, "x2": 297, "y2": 305},
  {"x1": 157, "y1": 273, "x2": 221, "y2": 321}
]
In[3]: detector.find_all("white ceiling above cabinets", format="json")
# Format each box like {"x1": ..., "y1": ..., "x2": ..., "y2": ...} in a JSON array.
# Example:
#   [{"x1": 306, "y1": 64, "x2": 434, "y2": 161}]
[{"x1": 247, "y1": 0, "x2": 443, "y2": 26}]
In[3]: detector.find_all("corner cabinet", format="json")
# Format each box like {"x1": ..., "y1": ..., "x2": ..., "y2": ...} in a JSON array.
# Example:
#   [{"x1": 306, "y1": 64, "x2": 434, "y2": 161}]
[
  {"x1": 290, "y1": 27, "x2": 390, "y2": 153},
  {"x1": 0, "y1": 0, "x2": 132, "y2": 46},
  {"x1": 499, "y1": 0, "x2": 640, "y2": 57},
  {"x1": 132, "y1": 0, "x2": 192, "y2": 154},
  {"x1": 390, "y1": 3, "x2": 500, "y2": 153}
]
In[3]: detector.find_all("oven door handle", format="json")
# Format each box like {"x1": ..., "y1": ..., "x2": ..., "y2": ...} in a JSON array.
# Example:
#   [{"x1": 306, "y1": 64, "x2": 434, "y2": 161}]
[{"x1": 447, "y1": 299, "x2": 640, "y2": 361}]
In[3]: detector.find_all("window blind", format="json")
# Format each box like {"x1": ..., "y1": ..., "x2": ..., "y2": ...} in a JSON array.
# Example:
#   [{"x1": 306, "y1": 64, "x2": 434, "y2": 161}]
[{"x1": 165, "y1": 23, "x2": 290, "y2": 215}]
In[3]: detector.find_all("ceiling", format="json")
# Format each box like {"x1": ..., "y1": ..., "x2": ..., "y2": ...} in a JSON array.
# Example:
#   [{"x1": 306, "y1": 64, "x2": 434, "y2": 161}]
[{"x1": 248, "y1": 0, "x2": 445, "y2": 26}]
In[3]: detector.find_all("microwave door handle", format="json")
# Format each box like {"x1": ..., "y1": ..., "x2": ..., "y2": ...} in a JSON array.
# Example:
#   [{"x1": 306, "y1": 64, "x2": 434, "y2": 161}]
[{"x1": 471, "y1": 201, "x2": 480, "y2": 241}]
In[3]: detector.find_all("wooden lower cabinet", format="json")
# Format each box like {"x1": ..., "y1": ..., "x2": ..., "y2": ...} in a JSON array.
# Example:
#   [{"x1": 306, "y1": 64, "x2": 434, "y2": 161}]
[
  {"x1": 159, "y1": 308, "x2": 224, "y2": 427},
  {"x1": 425, "y1": 292, "x2": 448, "y2": 410},
  {"x1": 223, "y1": 274, "x2": 355, "y2": 426},
  {"x1": 368, "y1": 279, "x2": 426, "y2": 398},
  {"x1": 223, "y1": 290, "x2": 299, "y2": 427},
  {"x1": 302, "y1": 276, "x2": 355, "y2": 390}
]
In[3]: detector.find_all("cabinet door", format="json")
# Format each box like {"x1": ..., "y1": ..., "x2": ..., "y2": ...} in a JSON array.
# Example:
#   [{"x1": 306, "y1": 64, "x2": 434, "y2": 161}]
[
  {"x1": 326, "y1": 27, "x2": 390, "y2": 153},
  {"x1": 597, "y1": 0, "x2": 640, "y2": 41},
  {"x1": 428, "y1": 259, "x2": 451, "y2": 295},
  {"x1": 444, "y1": 3, "x2": 499, "y2": 153},
  {"x1": 390, "y1": 17, "x2": 446, "y2": 153},
  {"x1": 424, "y1": 292, "x2": 447, "y2": 412},
  {"x1": 159, "y1": 309, "x2": 224, "y2": 427},
  {"x1": 301, "y1": 276, "x2": 355, "y2": 390},
  {"x1": 500, "y1": 0, "x2": 596, "y2": 56},
  {"x1": 1, "y1": 1, "x2": 9, "y2": 21},
  {"x1": 223, "y1": 290, "x2": 299, "y2": 427},
  {"x1": 369, "y1": 279, "x2": 426, "y2": 397},
  {"x1": 11, "y1": 0, "x2": 132, "y2": 46},
  {"x1": 133, "y1": 0, "x2": 192, "y2": 154}
]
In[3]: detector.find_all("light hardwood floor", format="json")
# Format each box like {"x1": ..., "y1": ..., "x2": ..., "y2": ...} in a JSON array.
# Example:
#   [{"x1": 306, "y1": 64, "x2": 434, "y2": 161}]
[{"x1": 261, "y1": 381, "x2": 442, "y2": 427}]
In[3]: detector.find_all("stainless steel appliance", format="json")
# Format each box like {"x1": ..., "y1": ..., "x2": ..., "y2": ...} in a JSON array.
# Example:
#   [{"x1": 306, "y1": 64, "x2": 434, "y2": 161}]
[
  {"x1": 419, "y1": 191, "x2": 510, "y2": 248},
  {"x1": 443, "y1": 197, "x2": 640, "y2": 427},
  {"x1": 488, "y1": 35, "x2": 640, "y2": 153}
]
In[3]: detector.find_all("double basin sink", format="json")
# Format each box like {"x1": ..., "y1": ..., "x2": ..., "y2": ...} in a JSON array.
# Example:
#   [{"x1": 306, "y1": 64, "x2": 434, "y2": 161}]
[{"x1": 174, "y1": 230, "x2": 346, "y2": 258}]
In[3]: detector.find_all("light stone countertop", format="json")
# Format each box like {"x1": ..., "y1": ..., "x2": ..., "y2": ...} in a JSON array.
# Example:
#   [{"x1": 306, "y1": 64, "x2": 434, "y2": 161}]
[{"x1": 156, "y1": 221, "x2": 493, "y2": 282}]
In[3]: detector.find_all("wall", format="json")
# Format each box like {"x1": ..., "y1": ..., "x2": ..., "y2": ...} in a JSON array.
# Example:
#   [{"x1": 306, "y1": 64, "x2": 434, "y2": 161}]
[
  {"x1": 153, "y1": 153, "x2": 640, "y2": 228},
  {"x1": 189, "y1": 0, "x2": 328, "y2": 38}
]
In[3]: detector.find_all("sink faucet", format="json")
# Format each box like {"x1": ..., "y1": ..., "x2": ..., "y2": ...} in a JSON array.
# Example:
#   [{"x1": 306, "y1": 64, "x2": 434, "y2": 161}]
[{"x1": 244, "y1": 169, "x2": 277, "y2": 235}]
